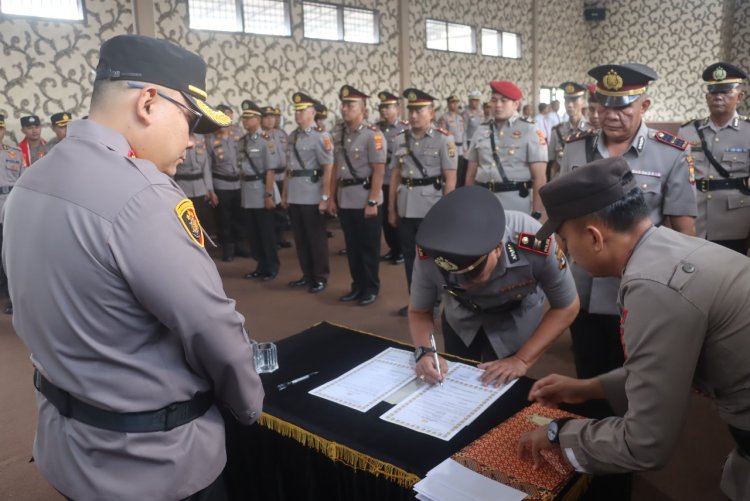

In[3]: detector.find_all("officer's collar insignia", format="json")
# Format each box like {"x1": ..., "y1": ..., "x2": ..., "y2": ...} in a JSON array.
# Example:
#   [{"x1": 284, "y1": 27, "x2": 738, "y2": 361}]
[
  {"x1": 434, "y1": 256, "x2": 459, "y2": 271},
  {"x1": 603, "y1": 69, "x2": 623, "y2": 91},
  {"x1": 517, "y1": 232, "x2": 551, "y2": 256},
  {"x1": 556, "y1": 247, "x2": 567, "y2": 270},
  {"x1": 175, "y1": 198, "x2": 205, "y2": 248},
  {"x1": 733, "y1": 116, "x2": 740, "y2": 128},
  {"x1": 635, "y1": 135, "x2": 645, "y2": 152},
  {"x1": 713, "y1": 66, "x2": 727, "y2": 81},
  {"x1": 505, "y1": 241, "x2": 519, "y2": 264}
]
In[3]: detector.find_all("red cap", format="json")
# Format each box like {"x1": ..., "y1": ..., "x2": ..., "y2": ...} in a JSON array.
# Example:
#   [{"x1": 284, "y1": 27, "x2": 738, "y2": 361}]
[
  {"x1": 489, "y1": 80, "x2": 522, "y2": 101},
  {"x1": 586, "y1": 83, "x2": 597, "y2": 94}
]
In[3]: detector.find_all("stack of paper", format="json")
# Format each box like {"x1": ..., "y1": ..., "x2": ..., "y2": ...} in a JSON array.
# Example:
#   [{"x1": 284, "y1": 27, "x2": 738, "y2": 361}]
[{"x1": 414, "y1": 458, "x2": 526, "y2": 501}]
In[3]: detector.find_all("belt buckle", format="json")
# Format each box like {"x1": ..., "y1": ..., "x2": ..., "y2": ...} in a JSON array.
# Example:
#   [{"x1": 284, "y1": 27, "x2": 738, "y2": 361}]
[
  {"x1": 698, "y1": 179, "x2": 709, "y2": 193},
  {"x1": 407, "y1": 178, "x2": 413, "y2": 190}
]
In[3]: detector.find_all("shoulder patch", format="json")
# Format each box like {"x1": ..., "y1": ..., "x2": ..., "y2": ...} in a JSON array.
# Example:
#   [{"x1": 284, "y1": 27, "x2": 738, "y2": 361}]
[
  {"x1": 505, "y1": 241, "x2": 520, "y2": 263},
  {"x1": 322, "y1": 134, "x2": 333, "y2": 152},
  {"x1": 565, "y1": 129, "x2": 597, "y2": 143},
  {"x1": 175, "y1": 198, "x2": 205, "y2": 248},
  {"x1": 436, "y1": 127, "x2": 450, "y2": 136},
  {"x1": 519, "y1": 116, "x2": 536, "y2": 124},
  {"x1": 373, "y1": 134, "x2": 384, "y2": 151},
  {"x1": 517, "y1": 232, "x2": 551, "y2": 256},
  {"x1": 556, "y1": 246, "x2": 567, "y2": 270},
  {"x1": 654, "y1": 130, "x2": 688, "y2": 151}
]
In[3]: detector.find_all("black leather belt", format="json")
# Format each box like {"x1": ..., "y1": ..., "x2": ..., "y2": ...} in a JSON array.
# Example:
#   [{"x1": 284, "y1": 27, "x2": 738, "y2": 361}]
[
  {"x1": 33, "y1": 369, "x2": 213, "y2": 433},
  {"x1": 242, "y1": 173, "x2": 263, "y2": 182},
  {"x1": 338, "y1": 177, "x2": 371, "y2": 188},
  {"x1": 400, "y1": 176, "x2": 442, "y2": 188},
  {"x1": 696, "y1": 177, "x2": 750, "y2": 193},
  {"x1": 174, "y1": 173, "x2": 203, "y2": 181},
  {"x1": 289, "y1": 169, "x2": 321, "y2": 178},
  {"x1": 273, "y1": 167, "x2": 286, "y2": 174},
  {"x1": 213, "y1": 173, "x2": 240, "y2": 182},
  {"x1": 0, "y1": 186, "x2": 12, "y2": 195},
  {"x1": 478, "y1": 180, "x2": 531, "y2": 195},
  {"x1": 729, "y1": 425, "x2": 750, "y2": 457}
]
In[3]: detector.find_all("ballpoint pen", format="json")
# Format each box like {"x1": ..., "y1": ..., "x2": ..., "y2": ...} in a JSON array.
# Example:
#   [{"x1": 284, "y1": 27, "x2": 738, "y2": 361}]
[
  {"x1": 429, "y1": 333, "x2": 443, "y2": 387},
  {"x1": 276, "y1": 371, "x2": 319, "y2": 391}
]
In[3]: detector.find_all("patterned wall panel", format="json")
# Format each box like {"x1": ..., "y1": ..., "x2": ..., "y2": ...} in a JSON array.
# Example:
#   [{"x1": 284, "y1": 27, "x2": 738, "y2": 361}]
[
  {"x1": 728, "y1": 0, "x2": 750, "y2": 116},
  {"x1": 0, "y1": 0, "x2": 133, "y2": 144},
  {"x1": 538, "y1": 0, "x2": 593, "y2": 92},
  {"x1": 154, "y1": 0, "x2": 400, "y2": 128}
]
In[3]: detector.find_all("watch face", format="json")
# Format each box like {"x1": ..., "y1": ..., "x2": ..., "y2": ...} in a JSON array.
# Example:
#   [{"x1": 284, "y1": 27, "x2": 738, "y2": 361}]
[{"x1": 547, "y1": 421, "x2": 557, "y2": 442}]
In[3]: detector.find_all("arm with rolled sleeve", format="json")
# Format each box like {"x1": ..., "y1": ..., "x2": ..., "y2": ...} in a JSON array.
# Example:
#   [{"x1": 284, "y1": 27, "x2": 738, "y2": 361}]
[
  {"x1": 559, "y1": 280, "x2": 706, "y2": 473},
  {"x1": 109, "y1": 185, "x2": 264, "y2": 424}
]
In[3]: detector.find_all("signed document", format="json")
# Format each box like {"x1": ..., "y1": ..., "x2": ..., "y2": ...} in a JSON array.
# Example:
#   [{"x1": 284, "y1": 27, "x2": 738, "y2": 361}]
[
  {"x1": 309, "y1": 348, "x2": 416, "y2": 412},
  {"x1": 380, "y1": 364, "x2": 517, "y2": 441}
]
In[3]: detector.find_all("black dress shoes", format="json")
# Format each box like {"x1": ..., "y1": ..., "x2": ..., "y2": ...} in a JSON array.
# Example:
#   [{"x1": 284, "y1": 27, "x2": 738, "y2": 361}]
[
  {"x1": 338, "y1": 249, "x2": 347, "y2": 256},
  {"x1": 392, "y1": 254, "x2": 405, "y2": 265},
  {"x1": 339, "y1": 290, "x2": 362, "y2": 302},
  {"x1": 244, "y1": 271, "x2": 262, "y2": 279},
  {"x1": 381, "y1": 251, "x2": 396, "y2": 261},
  {"x1": 308, "y1": 281, "x2": 326, "y2": 293},
  {"x1": 288, "y1": 277, "x2": 310, "y2": 287},
  {"x1": 358, "y1": 294, "x2": 377, "y2": 306},
  {"x1": 277, "y1": 240, "x2": 292, "y2": 249},
  {"x1": 261, "y1": 272, "x2": 278, "y2": 282}
]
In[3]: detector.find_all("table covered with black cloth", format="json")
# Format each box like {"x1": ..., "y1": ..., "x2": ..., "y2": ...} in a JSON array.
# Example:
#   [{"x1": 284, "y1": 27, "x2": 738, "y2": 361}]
[{"x1": 223, "y1": 321, "x2": 586, "y2": 501}]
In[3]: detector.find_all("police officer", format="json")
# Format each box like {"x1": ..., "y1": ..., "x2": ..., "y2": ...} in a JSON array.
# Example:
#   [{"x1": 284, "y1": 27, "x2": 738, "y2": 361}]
[
  {"x1": 262, "y1": 105, "x2": 292, "y2": 249},
  {"x1": 18, "y1": 115, "x2": 47, "y2": 166},
  {"x1": 376, "y1": 91, "x2": 408, "y2": 265},
  {"x1": 410, "y1": 186, "x2": 578, "y2": 386},
  {"x1": 388, "y1": 88, "x2": 457, "y2": 317},
  {"x1": 328, "y1": 85, "x2": 386, "y2": 306},
  {"x1": 2, "y1": 34, "x2": 264, "y2": 500},
  {"x1": 438, "y1": 94, "x2": 467, "y2": 185},
  {"x1": 314, "y1": 102, "x2": 329, "y2": 132},
  {"x1": 558, "y1": 64, "x2": 697, "y2": 386},
  {"x1": 462, "y1": 90, "x2": 484, "y2": 150},
  {"x1": 239, "y1": 100, "x2": 279, "y2": 281},
  {"x1": 466, "y1": 81, "x2": 549, "y2": 217},
  {"x1": 174, "y1": 132, "x2": 216, "y2": 232},
  {"x1": 44, "y1": 112, "x2": 72, "y2": 153},
  {"x1": 0, "y1": 113, "x2": 23, "y2": 315},
  {"x1": 521, "y1": 157, "x2": 750, "y2": 501},
  {"x1": 547, "y1": 82, "x2": 590, "y2": 180},
  {"x1": 678, "y1": 62, "x2": 750, "y2": 254},
  {"x1": 585, "y1": 82, "x2": 601, "y2": 129},
  {"x1": 282, "y1": 92, "x2": 334, "y2": 293}
]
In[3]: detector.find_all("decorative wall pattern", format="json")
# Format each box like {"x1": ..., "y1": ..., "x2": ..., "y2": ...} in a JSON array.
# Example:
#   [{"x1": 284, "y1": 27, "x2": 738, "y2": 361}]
[
  {"x1": 0, "y1": 0, "x2": 133, "y2": 144},
  {"x1": 728, "y1": 0, "x2": 750, "y2": 116},
  {"x1": 538, "y1": 0, "x2": 593, "y2": 91}
]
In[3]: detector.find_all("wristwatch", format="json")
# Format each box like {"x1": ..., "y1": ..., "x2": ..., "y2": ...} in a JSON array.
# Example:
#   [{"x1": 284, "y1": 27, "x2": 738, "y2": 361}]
[
  {"x1": 414, "y1": 346, "x2": 436, "y2": 362},
  {"x1": 547, "y1": 418, "x2": 574, "y2": 444},
  {"x1": 367, "y1": 199, "x2": 378, "y2": 207},
  {"x1": 321, "y1": 194, "x2": 330, "y2": 202},
  {"x1": 531, "y1": 211, "x2": 542, "y2": 220},
  {"x1": 264, "y1": 192, "x2": 273, "y2": 198}
]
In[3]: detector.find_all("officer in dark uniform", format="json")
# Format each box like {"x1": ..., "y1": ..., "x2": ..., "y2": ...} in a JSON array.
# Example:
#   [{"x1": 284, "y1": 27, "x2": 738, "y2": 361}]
[
  {"x1": 329, "y1": 85, "x2": 386, "y2": 306},
  {"x1": 44, "y1": 112, "x2": 72, "y2": 153},
  {"x1": 0, "y1": 114, "x2": 24, "y2": 315},
  {"x1": 678, "y1": 62, "x2": 750, "y2": 254},
  {"x1": 376, "y1": 90, "x2": 407, "y2": 265}
]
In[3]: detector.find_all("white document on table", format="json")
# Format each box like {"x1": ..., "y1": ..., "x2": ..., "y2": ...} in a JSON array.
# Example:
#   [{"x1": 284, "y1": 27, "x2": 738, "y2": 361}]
[
  {"x1": 380, "y1": 363, "x2": 517, "y2": 441},
  {"x1": 413, "y1": 458, "x2": 526, "y2": 501},
  {"x1": 308, "y1": 347, "x2": 416, "y2": 412}
]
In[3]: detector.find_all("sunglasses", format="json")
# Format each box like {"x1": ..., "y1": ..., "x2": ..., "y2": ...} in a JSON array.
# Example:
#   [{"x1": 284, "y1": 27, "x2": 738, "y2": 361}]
[{"x1": 127, "y1": 82, "x2": 203, "y2": 133}]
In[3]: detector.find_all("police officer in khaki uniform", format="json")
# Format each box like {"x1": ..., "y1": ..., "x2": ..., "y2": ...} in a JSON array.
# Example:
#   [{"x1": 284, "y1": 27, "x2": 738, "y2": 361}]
[
  {"x1": 409, "y1": 186, "x2": 578, "y2": 387},
  {"x1": 376, "y1": 91, "x2": 408, "y2": 265},
  {"x1": 2, "y1": 34, "x2": 264, "y2": 500},
  {"x1": 547, "y1": 82, "x2": 590, "y2": 180},
  {"x1": 0, "y1": 114, "x2": 24, "y2": 315},
  {"x1": 44, "y1": 112, "x2": 71, "y2": 153},
  {"x1": 238, "y1": 100, "x2": 279, "y2": 281},
  {"x1": 174, "y1": 132, "x2": 216, "y2": 234},
  {"x1": 282, "y1": 92, "x2": 334, "y2": 293},
  {"x1": 466, "y1": 81, "x2": 549, "y2": 217},
  {"x1": 462, "y1": 90, "x2": 484, "y2": 149},
  {"x1": 521, "y1": 158, "x2": 750, "y2": 501},
  {"x1": 678, "y1": 62, "x2": 750, "y2": 254},
  {"x1": 18, "y1": 115, "x2": 47, "y2": 167},
  {"x1": 438, "y1": 94, "x2": 467, "y2": 186},
  {"x1": 314, "y1": 102, "x2": 329, "y2": 132},
  {"x1": 262, "y1": 105, "x2": 292, "y2": 249},
  {"x1": 558, "y1": 64, "x2": 697, "y2": 386},
  {"x1": 328, "y1": 85, "x2": 386, "y2": 306},
  {"x1": 388, "y1": 88, "x2": 458, "y2": 317}
]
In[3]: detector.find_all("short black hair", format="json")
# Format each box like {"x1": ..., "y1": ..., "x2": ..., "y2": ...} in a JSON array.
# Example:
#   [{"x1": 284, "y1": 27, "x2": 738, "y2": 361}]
[
  {"x1": 538, "y1": 103, "x2": 548, "y2": 113},
  {"x1": 587, "y1": 186, "x2": 650, "y2": 232}
]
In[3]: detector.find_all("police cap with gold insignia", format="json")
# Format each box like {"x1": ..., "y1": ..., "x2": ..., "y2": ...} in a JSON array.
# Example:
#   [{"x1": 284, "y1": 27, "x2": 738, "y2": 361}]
[
  {"x1": 293, "y1": 92, "x2": 317, "y2": 111},
  {"x1": 20, "y1": 115, "x2": 40, "y2": 128},
  {"x1": 536, "y1": 156, "x2": 638, "y2": 241},
  {"x1": 702, "y1": 62, "x2": 747, "y2": 93},
  {"x1": 403, "y1": 88, "x2": 435, "y2": 108},
  {"x1": 314, "y1": 103, "x2": 328, "y2": 120},
  {"x1": 378, "y1": 91, "x2": 399, "y2": 108},
  {"x1": 339, "y1": 85, "x2": 368, "y2": 101},
  {"x1": 447, "y1": 93, "x2": 460, "y2": 103},
  {"x1": 0, "y1": 114, "x2": 6, "y2": 128},
  {"x1": 560, "y1": 81, "x2": 586, "y2": 99},
  {"x1": 50, "y1": 112, "x2": 72, "y2": 127},
  {"x1": 94, "y1": 34, "x2": 231, "y2": 134},
  {"x1": 273, "y1": 106, "x2": 281, "y2": 116},
  {"x1": 241, "y1": 100, "x2": 263, "y2": 118},
  {"x1": 588, "y1": 63, "x2": 658, "y2": 107},
  {"x1": 489, "y1": 80, "x2": 523, "y2": 101},
  {"x1": 261, "y1": 105, "x2": 275, "y2": 117},
  {"x1": 416, "y1": 186, "x2": 506, "y2": 274}
]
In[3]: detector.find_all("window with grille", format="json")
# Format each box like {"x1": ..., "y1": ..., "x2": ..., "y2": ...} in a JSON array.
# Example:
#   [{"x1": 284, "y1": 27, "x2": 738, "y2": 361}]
[
  {"x1": 303, "y1": 2, "x2": 379, "y2": 44},
  {"x1": 480, "y1": 28, "x2": 521, "y2": 59},
  {"x1": 188, "y1": 0, "x2": 290, "y2": 36},
  {"x1": 425, "y1": 19, "x2": 475, "y2": 54},
  {"x1": 1, "y1": 0, "x2": 84, "y2": 20}
]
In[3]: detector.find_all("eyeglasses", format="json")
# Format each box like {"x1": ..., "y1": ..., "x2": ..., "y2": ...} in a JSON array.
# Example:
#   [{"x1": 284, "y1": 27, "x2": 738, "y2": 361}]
[{"x1": 127, "y1": 82, "x2": 203, "y2": 133}]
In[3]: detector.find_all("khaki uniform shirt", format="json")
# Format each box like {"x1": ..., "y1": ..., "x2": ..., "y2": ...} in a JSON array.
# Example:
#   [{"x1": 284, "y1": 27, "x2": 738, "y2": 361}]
[
  {"x1": 677, "y1": 114, "x2": 750, "y2": 240},
  {"x1": 175, "y1": 134, "x2": 213, "y2": 198},
  {"x1": 378, "y1": 119, "x2": 409, "y2": 185},
  {"x1": 1, "y1": 119, "x2": 264, "y2": 500},
  {"x1": 43, "y1": 137, "x2": 62, "y2": 154},
  {"x1": 287, "y1": 126, "x2": 333, "y2": 205},
  {"x1": 559, "y1": 227, "x2": 750, "y2": 500},
  {"x1": 208, "y1": 127, "x2": 243, "y2": 190},
  {"x1": 265, "y1": 128, "x2": 288, "y2": 182},
  {"x1": 390, "y1": 127, "x2": 457, "y2": 218},
  {"x1": 467, "y1": 114, "x2": 548, "y2": 213},
  {"x1": 438, "y1": 111, "x2": 466, "y2": 154},
  {"x1": 334, "y1": 121, "x2": 387, "y2": 209},
  {"x1": 462, "y1": 107, "x2": 484, "y2": 152},
  {"x1": 238, "y1": 131, "x2": 273, "y2": 209},
  {"x1": 547, "y1": 118, "x2": 590, "y2": 163},
  {"x1": 0, "y1": 144, "x2": 24, "y2": 216},
  {"x1": 410, "y1": 211, "x2": 577, "y2": 359},
  {"x1": 559, "y1": 121, "x2": 697, "y2": 314}
]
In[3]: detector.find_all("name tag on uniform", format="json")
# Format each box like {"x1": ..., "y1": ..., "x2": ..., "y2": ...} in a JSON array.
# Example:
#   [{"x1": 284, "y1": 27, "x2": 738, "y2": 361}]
[
  {"x1": 726, "y1": 147, "x2": 748, "y2": 153},
  {"x1": 250, "y1": 148, "x2": 260, "y2": 153},
  {"x1": 631, "y1": 169, "x2": 661, "y2": 178}
]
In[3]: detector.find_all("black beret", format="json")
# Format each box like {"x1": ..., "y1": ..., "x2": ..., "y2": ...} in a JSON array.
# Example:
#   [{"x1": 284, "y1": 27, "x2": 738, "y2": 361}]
[{"x1": 20, "y1": 115, "x2": 40, "y2": 127}]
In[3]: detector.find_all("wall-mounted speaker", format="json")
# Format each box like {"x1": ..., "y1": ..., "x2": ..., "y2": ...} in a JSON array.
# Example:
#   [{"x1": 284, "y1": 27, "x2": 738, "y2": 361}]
[{"x1": 584, "y1": 7, "x2": 606, "y2": 21}]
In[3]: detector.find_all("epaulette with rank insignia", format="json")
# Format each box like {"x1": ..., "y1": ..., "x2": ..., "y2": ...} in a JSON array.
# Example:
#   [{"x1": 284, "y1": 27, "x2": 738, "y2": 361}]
[
  {"x1": 435, "y1": 127, "x2": 450, "y2": 136},
  {"x1": 565, "y1": 128, "x2": 597, "y2": 143},
  {"x1": 654, "y1": 130, "x2": 688, "y2": 151},
  {"x1": 517, "y1": 232, "x2": 552, "y2": 256},
  {"x1": 519, "y1": 116, "x2": 536, "y2": 124}
]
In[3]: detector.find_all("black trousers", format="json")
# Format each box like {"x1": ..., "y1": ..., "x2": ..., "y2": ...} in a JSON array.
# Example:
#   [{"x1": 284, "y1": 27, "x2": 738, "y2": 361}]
[
  {"x1": 244, "y1": 208, "x2": 279, "y2": 275},
  {"x1": 456, "y1": 156, "x2": 468, "y2": 187},
  {"x1": 189, "y1": 195, "x2": 214, "y2": 240},
  {"x1": 441, "y1": 314, "x2": 496, "y2": 362},
  {"x1": 338, "y1": 207, "x2": 382, "y2": 296},
  {"x1": 289, "y1": 204, "x2": 329, "y2": 282},
  {"x1": 397, "y1": 217, "x2": 422, "y2": 291},
  {"x1": 274, "y1": 180, "x2": 290, "y2": 241},
  {"x1": 712, "y1": 238, "x2": 747, "y2": 255},
  {"x1": 215, "y1": 189, "x2": 245, "y2": 246},
  {"x1": 381, "y1": 186, "x2": 400, "y2": 255},
  {"x1": 0, "y1": 223, "x2": 7, "y2": 298}
]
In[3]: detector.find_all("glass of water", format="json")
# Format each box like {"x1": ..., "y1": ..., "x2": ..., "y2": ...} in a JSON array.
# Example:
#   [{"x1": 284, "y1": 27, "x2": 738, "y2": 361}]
[{"x1": 252, "y1": 340, "x2": 279, "y2": 373}]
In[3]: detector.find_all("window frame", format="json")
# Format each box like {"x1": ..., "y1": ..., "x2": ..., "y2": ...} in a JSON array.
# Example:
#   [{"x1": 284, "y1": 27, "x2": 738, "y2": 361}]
[
  {"x1": 187, "y1": 0, "x2": 292, "y2": 38},
  {"x1": 301, "y1": 0, "x2": 381, "y2": 45},
  {"x1": 425, "y1": 18, "x2": 476, "y2": 54},
  {"x1": 0, "y1": 0, "x2": 86, "y2": 22},
  {"x1": 480, "y1": 27, "x2": 522, "y2": 60}
]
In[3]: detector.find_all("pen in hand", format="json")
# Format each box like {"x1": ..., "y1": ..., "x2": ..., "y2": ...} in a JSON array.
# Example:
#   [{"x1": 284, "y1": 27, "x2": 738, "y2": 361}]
[
  {"x1": 429, "y1": 333, "x2": 443, "y2": 387},
  {"x1": 276, "y1": 371, "x2": 319, "y2": 391}
]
